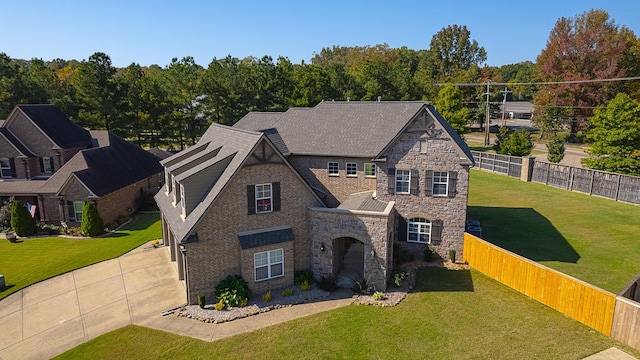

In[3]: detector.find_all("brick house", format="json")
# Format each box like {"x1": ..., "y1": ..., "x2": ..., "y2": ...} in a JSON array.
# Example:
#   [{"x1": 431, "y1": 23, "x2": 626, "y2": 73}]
[
  {"x1": 157, "y1": 101, "x2": 474, "y2": 304},
  {"x1": 0, "y1": 104, "x2": 164, "y2": 226}
]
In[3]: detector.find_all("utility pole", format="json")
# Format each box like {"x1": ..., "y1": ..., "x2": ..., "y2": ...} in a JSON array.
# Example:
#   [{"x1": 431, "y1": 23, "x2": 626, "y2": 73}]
[
  {"x1": 483, "y1": 81, "x2": 491, "y2": 145},
  {"x1": 501, "y1": 87, "x2": 512, "y2": 127}
]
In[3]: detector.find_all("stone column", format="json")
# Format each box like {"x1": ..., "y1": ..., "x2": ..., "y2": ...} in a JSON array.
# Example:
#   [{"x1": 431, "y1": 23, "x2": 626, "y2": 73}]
[{"x1": 520, "y1": 156, "x2": 535, "y2": 182}]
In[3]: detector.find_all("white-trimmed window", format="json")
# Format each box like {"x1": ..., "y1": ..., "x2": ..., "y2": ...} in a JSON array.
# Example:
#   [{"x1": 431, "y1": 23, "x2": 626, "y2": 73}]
[
  {"x1": 165, "y1": 169, "x2": 172, "y2": 193},
  {"x1": 408, "y1": 218, "x2": 431, "y2": 243},
  {"x1": 74, "y1": 201, "x2": 84, "y2": 222},
  {"x1": 395, "y1": 169, "x2": 411, "y2": 194},
  {"x1": 254, "y1": 248, "x2": 284, "y2": 281},
  {"x1": 328, "y1": 162, "x2": 339, "y2": 176},
  {"x1": 180, "y1": 183, "x2": 186, "y2": 215},
  {"x1": 0, "y1": 158, "x2": 11, "y2": 178},
  {"x1": 255, "y1": 183, "x2": 272, "y2": 213},
  {"x1": 172, "y1": 175, "x2": 178, "y2": 204},
  {"x1": 432, "y1": 171, "x2": 449, "y2": 196},
  {"x1": 346, "y1": 162, "x2": 357, "y2": 177},
  {"x1": 42, "y1": 157, "x2": 53, "y2": 173},
  {"x1": 364, "y1": 163, "x2": 376, "y2": 177}
]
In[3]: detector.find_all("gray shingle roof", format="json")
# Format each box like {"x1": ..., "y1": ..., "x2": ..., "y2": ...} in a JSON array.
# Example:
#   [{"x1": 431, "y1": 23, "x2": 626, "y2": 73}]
[
  {"x1": 234, "y1": 101, "x2": 474, "y2": 165},
  {"x1": 0, "y1": 128, "x2": 36, "y2": 157},
  {"x1": 234, "y1": 101, "x2": 428, "y2": 157},
  {"x1": 337, "y1": 191, "x2": 389, "y2": 212}
]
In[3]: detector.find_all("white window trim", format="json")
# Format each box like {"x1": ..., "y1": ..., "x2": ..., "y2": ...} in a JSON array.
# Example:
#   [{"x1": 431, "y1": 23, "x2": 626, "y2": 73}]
[
  {"x1": 165, "y1": 169, "x2": 171, "y2": 194},
  {"x1": 364, "y1": 163, "x2": 376, "y2": 178},
  {"x1": 408, "y1": 218, "x2": 431, "y2": 244},
  {"x1": 346, "y1": 162, "x2": 357, "y2": 177},
  {"x1": 328, "y1": 162, "x2": 339, "y2": 176},
  {"x1": 255, "y1": 183, "x2": 273, "y2": 214},
  {"x1": 254, "y1": 248, "x2": 284, "y2": 281},
  {"x1": 432, "y1": 171, "x2": 449, "y2": 197},
  {"x1": 0, "y1": 158, "x2": 11, "y2": 179},
  {"x1": 42, "y1": 157, "x2": 53, "y2": 173},
  {"x1": 73, "y1": 201, "x2": 84, "y2": 222},
  {"x1": 395, "y1": 169, "x2": 411, "y2": 194},
  {"x1": 172, "y1": 175, "x2": 178, "y2": 205},
  {"x1": 180, "y1": 183, "x2": 186, "y2": 216}
]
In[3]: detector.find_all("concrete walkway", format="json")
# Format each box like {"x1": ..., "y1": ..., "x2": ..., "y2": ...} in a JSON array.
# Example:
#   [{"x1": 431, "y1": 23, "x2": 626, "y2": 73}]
[{"x1": 0, "y1": 242, "x2": 185, "y2": 360}]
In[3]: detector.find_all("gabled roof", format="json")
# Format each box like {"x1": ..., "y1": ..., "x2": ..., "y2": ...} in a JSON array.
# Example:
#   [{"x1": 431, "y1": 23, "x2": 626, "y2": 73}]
[
  {"x1": 39, "y1": 131, "x2": 163, "y2": 196},
  {"x1": 13, "y1": 105, "x2": 93, "y2": 149},
  {"x1": 0, "y1": 128, "x2": 36, "y2": 157},
  {"x1": 155, "y1": 123, "x2": 324, "y2": 244},
  {"x1": 234, "y1": 101, "x2": 474, "y2": 165}
]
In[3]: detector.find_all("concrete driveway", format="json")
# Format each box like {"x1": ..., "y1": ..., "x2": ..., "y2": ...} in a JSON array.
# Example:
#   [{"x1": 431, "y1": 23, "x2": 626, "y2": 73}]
[{"x1": 0, "y1": 242, "x2": 185, "y2": 360}]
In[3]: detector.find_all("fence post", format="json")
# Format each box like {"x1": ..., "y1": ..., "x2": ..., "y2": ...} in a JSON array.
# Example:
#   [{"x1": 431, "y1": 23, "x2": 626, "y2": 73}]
[
  {"x1": 615, "y1": 174, "x2": 622, "y2": 201},
  {"x1": 545, "y1": 163, "x2": 550, "y2": 185},
  {"x1": 589, "y1": 171, "x2": 595, "y2": 195},
  {"x1": 520, "y1": 156, "x2": 535, "y2": 182}
]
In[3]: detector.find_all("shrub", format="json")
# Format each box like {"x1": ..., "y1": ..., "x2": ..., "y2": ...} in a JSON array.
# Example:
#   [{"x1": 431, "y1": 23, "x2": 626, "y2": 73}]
[
  {"x1": 218, "y1": 289, "x2": 247, "y2": 307},
  {"x1": 300, "y1": 280, "x2": 311, "y2": 291},
  {"x1": 390, "y1": 269, "x2": 407, "y2": 288},
  {"x1": 294, "y1": 269, "x2": 315, "y2": 285},
  {"x1": 547, "y1": 135, "x2": 565, "y2": 163},
  {"x1": 495, "y1": 127, "x2": 533, "y2": 156},
  {"x1": 351, "y1": 273, "x2": 372, "y2": 295},
  {"x1": 372, "y1": 291, "x2": 386, "y2": 301},
  {"x1": 317, "y1": 274, "x2": 337, "y2": 292},
  {"x1": 215, "y1": 275, "x2": 251, "y2": 303},
  {"x1": 198, "y1": 294, "x2": 206, "y2": 309},
  {"x1": 262, "y1": 291, "x2": 272, "y2": 302},
  {"x1": 449, "y1": 249, "x2": 457, "y2": 263},
  {"x1": 423, "y1": 245, "x2": 439, "y2": 262},
  {"x1": 282, "y1": 288, "x2": 293, "y2": 297},
  {"x1": 80, "y1": 199, "x2": 104, "y2": 237},
  {"x1": 0, "y1": 198, "x2": 13, "y2": 230},
  {"x1": 213, "y1": 300, "x2": 226, "y2": 311},
  {"x1": 10, "y1": 201, "x2": 36, "y2": 236},
  {"x1": 394, "y1": 248, "x2": 414, "y2": 266}
]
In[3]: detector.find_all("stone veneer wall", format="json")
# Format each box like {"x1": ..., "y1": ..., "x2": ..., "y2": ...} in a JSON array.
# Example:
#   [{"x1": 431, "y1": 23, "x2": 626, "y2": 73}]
[
  {"x1": 289, "y1": 156, "x2": 377, "y2": 208},
  {"x1": 183, "y1": 162, "x2": 322, "y2": 304},
  {"x1": 309, "y1": 206, "x2": 394, "y2": 291},
  {"x1": 375, "y1": 129, "x2": 470, "y2": 261}
]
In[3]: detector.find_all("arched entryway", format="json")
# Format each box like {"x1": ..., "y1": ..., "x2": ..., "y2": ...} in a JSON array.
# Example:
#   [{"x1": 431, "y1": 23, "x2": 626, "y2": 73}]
[{"x1": 333, "y1": 237, "x2": 364, "y2": 288}]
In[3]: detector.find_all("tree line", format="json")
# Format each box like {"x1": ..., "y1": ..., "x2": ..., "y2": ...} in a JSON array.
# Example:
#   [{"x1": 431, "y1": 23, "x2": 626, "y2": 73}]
[{"x1": 0, "y1": 9, "x2": 638, "y2": 173}]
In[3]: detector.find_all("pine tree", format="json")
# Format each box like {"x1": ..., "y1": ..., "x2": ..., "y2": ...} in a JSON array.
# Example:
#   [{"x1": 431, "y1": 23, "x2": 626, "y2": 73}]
[
  {"x1": 547, "y1": 136, "x2": 566, "y2": 163},
  {"x1": 80, "y1": 199, "x2": 104, "y2": 237}
]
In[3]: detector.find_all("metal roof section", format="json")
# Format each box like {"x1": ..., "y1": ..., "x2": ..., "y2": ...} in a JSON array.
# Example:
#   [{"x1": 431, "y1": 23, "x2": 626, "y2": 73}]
[{"x1": 238, "y1": 225, "x2": 295, "y2": 249}]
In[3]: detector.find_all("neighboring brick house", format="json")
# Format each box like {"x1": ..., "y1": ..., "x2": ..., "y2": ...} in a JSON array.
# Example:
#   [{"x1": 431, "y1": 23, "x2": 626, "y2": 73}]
[
  {"x1": 0, "y1": 104, "x2": 164, "y2": 226},
  {"x1": 157, "y1": 101, "x2": 474, "y2": 304}
]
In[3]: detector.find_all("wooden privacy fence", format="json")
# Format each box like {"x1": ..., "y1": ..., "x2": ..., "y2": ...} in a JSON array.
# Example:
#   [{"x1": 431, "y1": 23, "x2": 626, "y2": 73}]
[
  {"x1": 470, "y1": 150, "x2": 640, "y2": 206},
  {"x1": 611, "y1": 274, "x2": 640, "y2": 350},
  {"x1": 463, "y1": 233, "x2": 616, "y2": 335}
]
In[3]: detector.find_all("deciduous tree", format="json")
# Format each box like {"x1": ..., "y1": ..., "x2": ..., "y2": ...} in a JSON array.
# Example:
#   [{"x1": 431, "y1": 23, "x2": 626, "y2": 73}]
[
  {"x1": 434, "y1": 83, "x2": 470, "y2": 136},
  {"x1": 429, "y1": 25, "x2": 487, "y2": 79}
]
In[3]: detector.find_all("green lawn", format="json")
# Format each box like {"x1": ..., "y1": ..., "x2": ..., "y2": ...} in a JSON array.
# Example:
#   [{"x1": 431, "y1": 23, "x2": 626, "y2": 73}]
[
  {"x1": 55, "y1": 267, "x2": 640, "y2": 360},
  {"x1": 0, "y1": 212, "x2": 161, "y2": 300},
  {"x1": 468, "y1": 170, "x2": 640, "y2": 293}
]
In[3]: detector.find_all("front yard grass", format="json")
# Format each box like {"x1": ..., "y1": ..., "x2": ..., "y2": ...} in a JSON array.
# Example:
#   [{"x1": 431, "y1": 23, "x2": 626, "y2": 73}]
[
  {"x1": 468, "y1": 170, "x2": 640, "y2": 293},
  {"x1": 55, "y1": 267, "x2": 640, "y2": 359},
  {"x1": 0, "y1": 212, "x2": 161, "y2": 300}
]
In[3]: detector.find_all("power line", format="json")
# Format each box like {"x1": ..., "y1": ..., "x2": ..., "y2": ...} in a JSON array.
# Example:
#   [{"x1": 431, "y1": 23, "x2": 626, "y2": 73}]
[{"x1": 437, "y1": 76, "x2": 640, "y2": 87}]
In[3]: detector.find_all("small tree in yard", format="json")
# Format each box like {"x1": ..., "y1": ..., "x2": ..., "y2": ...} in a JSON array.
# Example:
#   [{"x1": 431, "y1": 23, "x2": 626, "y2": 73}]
[
  {"x1": 81, "y1": 199, "x2": 104, "y2": 237},
  {"x1": 494, "y1": 127, "x2": 534, "y2": 156},
  {"x1": 10, "y1": 201, "x2": 36, "y2": 236},
  {"x1": 547, "y1": 135, "x2": 566, "y2": 163}
]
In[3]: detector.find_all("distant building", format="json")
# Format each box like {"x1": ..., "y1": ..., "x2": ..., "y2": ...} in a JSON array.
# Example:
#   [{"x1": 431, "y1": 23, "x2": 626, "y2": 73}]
[{"x1": 500, "y1": 101, "x2": 534, "y2": 120}]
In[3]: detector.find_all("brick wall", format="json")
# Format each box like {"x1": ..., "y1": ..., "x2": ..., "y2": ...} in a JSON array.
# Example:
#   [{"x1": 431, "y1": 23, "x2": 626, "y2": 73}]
[
  {"x1": 289, "y1": 156, "x2": 377, "y2": 207},
  {"x1": 240, "y1": 242, "x2": 294, "y2": 295},
  {"x1": 96, "y1": 173, "x2": 163, "y2": 225},
  {"x1": 184, "y1": 162, "x2": 321, "y2": 304},
  {"x1": 309, "y1": 208, "x2": 393, "y2": 290},
  {"x1": 375, "y1": 128, "x2": 470, "y2": 261}
]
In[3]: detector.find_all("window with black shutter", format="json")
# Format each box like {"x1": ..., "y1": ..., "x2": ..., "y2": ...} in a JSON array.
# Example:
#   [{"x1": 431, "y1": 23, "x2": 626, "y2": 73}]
[
  {"x1": 247, "y1": 185, "x2": 256, "y2": 215},
  {"x1": 448, "y1": 171, "x2": 457, "y2": 198},
  {"x1": 431, "y1": 220, "x2": 443, "y2": 244},
  {"x1": 387, "y1": 168, "x2": 395, "y2": 194}
]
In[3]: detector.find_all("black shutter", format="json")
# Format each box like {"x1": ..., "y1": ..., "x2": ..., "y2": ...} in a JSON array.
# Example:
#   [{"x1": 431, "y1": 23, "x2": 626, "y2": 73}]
[
  {"x1": 424, "y1": 170, "x2": 434, "y2": 196},
  {"x1": 247, "y1": 185, "x2": 256, "y2": 215},
  {"x1": 387, "y1": 168, "x2": 395, "y2": 194},
  {"x1": 431, "y1": 220, "x2": 443, "y2": 244},
  {"x1": 272, "y1": 182, "x2": 281, "y2": 211},
  {"x1": 50, "y1": 158, "x2": 55, "y2": 172},
  {"x1": 410, "y1": 169, "x2": 419, "y2": 195},
  {"x1": 39, "y1": 158, "x2": 44, "y2": 172},
  {"x1": 9, "y1": 158, "x2": 16, "y2": 178},
  {"x1": 448, "y1": 171, "x2": 458, "y2": 198},
  {"x1": 397, "y1": 215, "x2": 407, "y2": 242}
]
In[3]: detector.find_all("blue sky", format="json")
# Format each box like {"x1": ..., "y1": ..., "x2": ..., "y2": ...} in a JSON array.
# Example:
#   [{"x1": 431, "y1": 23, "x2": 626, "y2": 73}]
[{"x1": 1, "y1": 0, "x2": 638, "y2": 68}]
